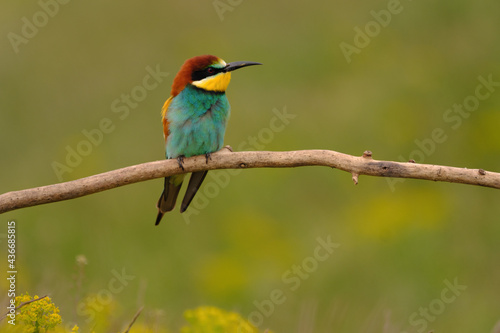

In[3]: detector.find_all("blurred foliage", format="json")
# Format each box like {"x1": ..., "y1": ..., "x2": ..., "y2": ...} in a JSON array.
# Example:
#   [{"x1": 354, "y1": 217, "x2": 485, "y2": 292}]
[
  {"x1": 1, "y1": 0, "x2": 500, "y2": 332},
  {"x1": 1, "y1": 293, "x2": 265, "y2": 333},
  {"x1": 181, "y1": 306, "x2": 267, "y2": 333}
]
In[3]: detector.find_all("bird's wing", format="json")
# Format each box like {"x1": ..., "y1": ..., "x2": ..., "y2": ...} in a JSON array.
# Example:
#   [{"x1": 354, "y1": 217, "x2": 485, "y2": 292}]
[
  {"x1": 155, "y1": 96, "x2": 176, "y2": 226},
  {"x1": 161, "y1": 96, "x2": 173, "y2": 141}
]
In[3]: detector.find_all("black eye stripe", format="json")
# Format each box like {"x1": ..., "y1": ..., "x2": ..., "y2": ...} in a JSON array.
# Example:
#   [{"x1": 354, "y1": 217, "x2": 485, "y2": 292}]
[{"x1": 191, "y1": 66, "x2": 225, "y2": 81}]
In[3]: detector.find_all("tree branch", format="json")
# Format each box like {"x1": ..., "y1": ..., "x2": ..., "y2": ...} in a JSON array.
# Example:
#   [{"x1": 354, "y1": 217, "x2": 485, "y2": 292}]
[{"x1": 1, "y1": 147, "x2": 499, "y2": 214}]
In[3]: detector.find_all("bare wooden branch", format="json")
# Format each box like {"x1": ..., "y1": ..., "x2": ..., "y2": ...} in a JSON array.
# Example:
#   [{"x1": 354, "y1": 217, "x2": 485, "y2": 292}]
[{"x1": 1, "y1": 147, "x2": 499, "y2": 214}]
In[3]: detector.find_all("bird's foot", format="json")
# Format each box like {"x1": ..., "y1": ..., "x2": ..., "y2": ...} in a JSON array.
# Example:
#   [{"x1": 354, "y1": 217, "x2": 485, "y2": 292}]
[
  {"x1": 205, "y1": 153, "x2": 212, "y2": 164},
  {"x1": 177, "y1": 156, "x2": 185, "y2": 170}
]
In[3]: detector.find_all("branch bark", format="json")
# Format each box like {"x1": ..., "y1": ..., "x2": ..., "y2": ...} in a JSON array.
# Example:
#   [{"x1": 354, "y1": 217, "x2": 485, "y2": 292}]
[{"x1": 1, "y1": 147, "x2": 499, "y2": 214}]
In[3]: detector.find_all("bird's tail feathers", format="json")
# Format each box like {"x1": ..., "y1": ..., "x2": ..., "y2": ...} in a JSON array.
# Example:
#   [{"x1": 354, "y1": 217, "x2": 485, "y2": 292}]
[
  {"x1": 155, "y1": 176, "x2": 183, "y2": 225},
  {"x1": 180, "y1": 171, "x2": 208, "y2": 213}
]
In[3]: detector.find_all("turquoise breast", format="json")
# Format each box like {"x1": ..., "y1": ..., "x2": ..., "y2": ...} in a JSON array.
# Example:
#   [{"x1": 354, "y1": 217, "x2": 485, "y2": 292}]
[{"x1": 165, "y1": 84, "x2": 231, "y2": 158}]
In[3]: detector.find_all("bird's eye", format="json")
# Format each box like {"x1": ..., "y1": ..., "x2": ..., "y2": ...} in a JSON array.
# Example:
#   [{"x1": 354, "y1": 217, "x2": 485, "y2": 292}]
[{"x1": 191, "y1": 67, "x2": 219, "y2": 81}]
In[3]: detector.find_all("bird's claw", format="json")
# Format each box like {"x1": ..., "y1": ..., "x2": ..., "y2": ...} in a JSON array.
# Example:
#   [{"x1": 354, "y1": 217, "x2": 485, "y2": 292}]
[
  {"x1": 177, "y1": 156, "x2": 185, "y2": 170},
  {"x1": 205, "y1": 153, "x2": 212, "y2": 164}
]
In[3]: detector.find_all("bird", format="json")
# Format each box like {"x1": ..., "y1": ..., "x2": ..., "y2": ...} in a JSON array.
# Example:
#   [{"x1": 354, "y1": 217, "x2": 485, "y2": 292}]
[{"x1": 155, "y1": 55, "x2": 262, "y2": 225}]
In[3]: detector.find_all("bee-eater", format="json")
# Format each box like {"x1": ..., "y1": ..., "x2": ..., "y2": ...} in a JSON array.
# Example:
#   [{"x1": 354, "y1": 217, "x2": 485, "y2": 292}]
[{"x1": 155, "y1": 55, "x2": 261, "y2": 225}]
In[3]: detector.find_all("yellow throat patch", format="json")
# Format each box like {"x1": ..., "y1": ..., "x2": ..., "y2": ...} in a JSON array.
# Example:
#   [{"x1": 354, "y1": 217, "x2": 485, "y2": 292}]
[{"x1": 192, "y1": 72, "x2": 232, "y2": 92}]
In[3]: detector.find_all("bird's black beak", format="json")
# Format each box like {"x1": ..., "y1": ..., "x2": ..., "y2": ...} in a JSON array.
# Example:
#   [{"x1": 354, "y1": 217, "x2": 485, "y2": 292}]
[{"x1": 224, "y1": 61, "x2": 262, "y2": 73}]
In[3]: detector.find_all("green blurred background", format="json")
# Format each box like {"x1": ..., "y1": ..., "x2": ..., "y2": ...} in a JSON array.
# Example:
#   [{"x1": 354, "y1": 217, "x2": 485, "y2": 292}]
[{"x1": 1, "y1": 0, "x2": 499, "y2": 332}]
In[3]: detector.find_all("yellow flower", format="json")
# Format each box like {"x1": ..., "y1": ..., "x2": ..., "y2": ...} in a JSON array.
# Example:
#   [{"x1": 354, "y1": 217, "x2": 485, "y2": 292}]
[
  {"x1": 181, "y1": 306, "x2": 272, "y2": 333},
  {"x1": 15, "y1": 293, "x2": 62, "y2": 333}
]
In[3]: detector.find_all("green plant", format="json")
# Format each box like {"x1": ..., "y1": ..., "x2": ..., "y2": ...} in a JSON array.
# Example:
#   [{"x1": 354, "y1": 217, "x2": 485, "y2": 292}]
[
  {"x1": 14, "y1": 293, "x2": 65, "y2": 333},
  {"x1": 3, "y1": 293, "x2": 272, "y2": 333},
  {"x1": 181, "y1": 306, "x2": 268, "y2": 333}
]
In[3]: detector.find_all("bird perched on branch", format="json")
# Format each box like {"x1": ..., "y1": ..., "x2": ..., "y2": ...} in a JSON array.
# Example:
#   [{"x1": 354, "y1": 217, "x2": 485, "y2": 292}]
[{"x1": 155, "y1": 55, "x2": 261, "y2": 225}]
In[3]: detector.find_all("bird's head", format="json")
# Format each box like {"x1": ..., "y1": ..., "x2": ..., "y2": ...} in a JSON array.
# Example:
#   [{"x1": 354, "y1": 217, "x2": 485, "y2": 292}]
[{"x1": 170, "y1": 55, "x2": 261, "y2": 96}]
